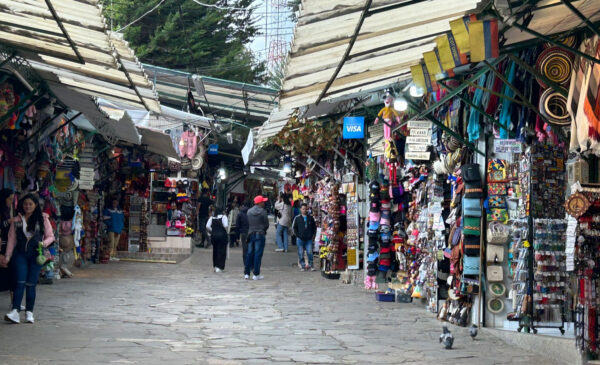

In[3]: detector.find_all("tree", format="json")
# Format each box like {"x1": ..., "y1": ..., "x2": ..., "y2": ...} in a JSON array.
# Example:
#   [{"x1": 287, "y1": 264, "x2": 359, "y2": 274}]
[{"x1": 103, "y1": 0, "x2": 266, "y2": 84}]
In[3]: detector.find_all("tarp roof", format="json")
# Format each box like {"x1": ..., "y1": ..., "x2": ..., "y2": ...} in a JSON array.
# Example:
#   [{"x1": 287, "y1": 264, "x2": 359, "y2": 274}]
[
  {"x1": 255, "y1": 108, "x2": 295, "y2": 146},
  {"x1": 137, "y1": 127, "x2": 179, "y2": 160},
  {"x1": 278, "y1": 0, "x2": 483, "y2": 110},
  {"x1": 0, "y1": 0, "x2": 160, "y2": 112},
  {"x1": 499, "y1": 0, "x2": 600, "y2": 46},
  {"x1": 143, "y1": 63, "x2": 277, "y2": 125}
]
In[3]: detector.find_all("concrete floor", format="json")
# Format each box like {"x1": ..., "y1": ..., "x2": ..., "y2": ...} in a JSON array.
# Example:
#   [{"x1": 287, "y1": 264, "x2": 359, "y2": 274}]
[{"x1": 0, "y1": 235, "x2": 563, "y2": 364}]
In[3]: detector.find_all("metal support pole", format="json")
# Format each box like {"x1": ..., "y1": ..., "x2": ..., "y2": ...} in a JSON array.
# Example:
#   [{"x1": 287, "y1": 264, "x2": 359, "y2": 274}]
[
  {"x1": 507, "y1": 54, "x2": 568, "y2": 97},
  {"x1": 511, "y1": 20, "x2": 600, "y2": 65},
  {"x1": 560, "y1": 0, "x2": 600, "y2": 38},
  {"x1": 437, "y1": 80, "x2": 512, "y2": 136},
  {"x1": 0, "y1": 52, "x2": 17, "y2": 68},
  {"x1": 483, "y1": 60, "x2": 569, "y2": 143}
]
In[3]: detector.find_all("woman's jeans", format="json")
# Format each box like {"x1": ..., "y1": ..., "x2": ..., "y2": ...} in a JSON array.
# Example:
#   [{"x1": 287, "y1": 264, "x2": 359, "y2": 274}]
[
  {"x1": 276, "y1": 224, "x2": 288, "y2": 251},
  {"x1": 297, "y1": 239, "x2": 313, "y2": 268},
  {"x1": 12, "y1": 250, "x2": 43, "y2": 311}
]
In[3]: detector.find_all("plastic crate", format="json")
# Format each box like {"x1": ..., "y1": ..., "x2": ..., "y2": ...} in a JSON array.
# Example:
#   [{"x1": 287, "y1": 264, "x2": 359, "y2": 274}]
[{"x1": 376, "y1": 292, "x2": 395, "y2": 302}]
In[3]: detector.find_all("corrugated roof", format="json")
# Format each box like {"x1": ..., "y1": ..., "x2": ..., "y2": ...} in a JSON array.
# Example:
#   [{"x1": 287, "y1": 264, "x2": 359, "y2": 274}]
[
  {"x1": 255, "y1": 108, "x2": 295, "y2": 146},
  {"x1": 500, "y1": 0, "x2": 600, "y2": 46},
  {"x1": 0, "y1": 0, "x2": 160, "y2": 112},
  {"x1": 279, "y1": 0, "x2": 483, "y2": 110},
  {"x1": 143, "y1": 64, "x2": 277, "y2": 124}
]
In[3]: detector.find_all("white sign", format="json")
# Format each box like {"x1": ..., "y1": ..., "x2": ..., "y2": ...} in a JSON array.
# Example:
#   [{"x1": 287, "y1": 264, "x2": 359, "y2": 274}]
[
  {"x1": 405, "y1": 151, "x2": 431, "y2": 160},
  {"x1": 241, "y1": 131, "x2": 254, "y2": 165},
  {"x1": 408, "y1": 120, "x2": 432, "y2": 129},
  {"x1": 494, "y1": 139, "x2": 523, "y2": 154},
  {"x1": 406, "y1": 136, "x2": 432, "y2": 145},
  {"x1": 409, "y1": 128, "x2": 432, "y2": 137},
  {"x1": 407, "y1": 143, "x2": 429, "y2": 152}
]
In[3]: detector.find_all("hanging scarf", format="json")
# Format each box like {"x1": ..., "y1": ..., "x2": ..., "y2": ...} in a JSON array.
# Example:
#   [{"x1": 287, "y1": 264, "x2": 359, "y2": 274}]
[
  {"x1": 467, "y1": 74, "x2": 487, "y2": 143},
  {"x1": 498, "y1": 61, "x2": 517, "y2": 139}
]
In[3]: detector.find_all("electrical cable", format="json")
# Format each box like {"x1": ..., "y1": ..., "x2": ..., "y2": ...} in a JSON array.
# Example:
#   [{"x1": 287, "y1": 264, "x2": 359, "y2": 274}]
[{"x1": 116, "y1": 0, "x2": 167, "y2": 32}]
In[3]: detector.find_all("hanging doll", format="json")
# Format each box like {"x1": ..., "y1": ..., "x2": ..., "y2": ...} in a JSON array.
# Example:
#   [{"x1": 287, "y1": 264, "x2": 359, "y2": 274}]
[{"x1": 374, "y1": 95, "x2": 402, "y2": 161}]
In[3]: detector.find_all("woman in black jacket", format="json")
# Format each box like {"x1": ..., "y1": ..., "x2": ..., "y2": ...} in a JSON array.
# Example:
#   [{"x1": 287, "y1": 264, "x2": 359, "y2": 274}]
[{"x1": 206, "y1": 207, "x2": 229, "y2": 272}]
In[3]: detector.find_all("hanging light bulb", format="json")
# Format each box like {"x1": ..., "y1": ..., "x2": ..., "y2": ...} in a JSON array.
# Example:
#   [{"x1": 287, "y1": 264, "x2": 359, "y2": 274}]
[
  {"x1": 282, "y1": 156, "x2": 292, "y2": 173},
  {"x1": 219, "y1": 167, "x2": 226, "y2": 180},
  {"x1": 409, "y1": 84, "x2": 424, "y2": 97},
  {"x1": 226, "y1": 132, "x2": 233, "y2": 144},
  {"x1": 394, "y1": 97, "x2": 408, "y2": 111}
]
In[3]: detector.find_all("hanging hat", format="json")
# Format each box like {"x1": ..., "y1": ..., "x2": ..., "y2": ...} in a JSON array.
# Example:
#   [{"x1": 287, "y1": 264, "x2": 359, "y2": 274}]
[
  {"x1": 192, "y1": 155, "x2": 204, "y2": 170},
  {"x1": 539, "y1": 89, "x2": 570, "y2": 126},
  {"x1": 536, "y1": 46, "x2": 574, "y2": 88}
]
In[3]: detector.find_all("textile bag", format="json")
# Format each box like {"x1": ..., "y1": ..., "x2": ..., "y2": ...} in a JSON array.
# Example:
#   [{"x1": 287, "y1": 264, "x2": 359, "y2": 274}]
[
  {"x1": 487, "y1": 222, "x2": 509, "y2": 244},
  {"x1": 463, "y1": 255, "x2": 480, "y2": 276},
  {"x1": 463, "y1": 216, "x2": 481, "y2": 235},
  {"x1": 486, "y1": 244, "x2": 504, "y2": 263},
  {"x1": 487, "y1": 265, "x2": 503, "y2": 282},
  {"x1": 463, "y1": 235, "x2": 480, "y2": 256},
  {"x1": 461, "y1": 163, "x2": 481, "y2": 182},
  {"x1": 462, "y1": 198, "x2": 481, "y2": 217},
  {"x1": 487, "y1": 209, "x2": 509, "y2": 224}
]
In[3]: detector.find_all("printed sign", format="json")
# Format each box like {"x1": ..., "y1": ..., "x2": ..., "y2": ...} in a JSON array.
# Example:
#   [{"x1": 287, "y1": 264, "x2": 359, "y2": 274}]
[
  {"x1": 406, "y1": 136, "x2": 432, "y2": 145},
  {"x1": 208, "y1": 144, "x2": 219, "y2": 155},
  {"x1": 343, "y1": 117, "x2": 365, "y2": 139},
  {"x1": 407, "y1": 143, "x2": 429, "y2": 152},
  {"x1": 494, "y1": 139, "x2": 523, "y2": 154},
  {"x1": 407, "y1": 120, "x2": 432, "y2": 129},
  {"x1": 409, "y1": 128, "x2": 432, "y2": 137},
  {"x1": 405, "y1": 151, "x2": 431, "y2": 160}
]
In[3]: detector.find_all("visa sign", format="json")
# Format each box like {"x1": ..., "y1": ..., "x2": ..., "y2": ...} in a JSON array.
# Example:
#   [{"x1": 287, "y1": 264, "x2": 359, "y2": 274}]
[{"x1": 343, "y1": 117, "x2": 365, "y2": 139}]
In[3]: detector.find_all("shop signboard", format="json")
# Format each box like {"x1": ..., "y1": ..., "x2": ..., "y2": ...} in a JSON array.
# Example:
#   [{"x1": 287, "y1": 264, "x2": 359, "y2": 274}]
[
  {"x1": 407, "y1": 120, "x2": 432, "y2": 129},
  {"x1": 406, "y1": 136, "x2": 431, "y2": 145},
  {"x1": 409, "y1": 128, "x2": 432, "y2": 137},
  {"x1": 405, "y1": 151, "x2": 431, "y2": 160},
  {"x1": 208, "y1": 144, "x2": 219, "y2": 155},
  {"x1": 347, "y1": 247, "x2": 358, "y2": 269},
  {"x1": 494, "y1": 139, "x2": 523, "y2": 154},
  {"x1": 342, "y1": 116, "x2": 365, "y2": 139},
  {"x1": 407, "y1": 143, "x2": 429, "y2": 152}
]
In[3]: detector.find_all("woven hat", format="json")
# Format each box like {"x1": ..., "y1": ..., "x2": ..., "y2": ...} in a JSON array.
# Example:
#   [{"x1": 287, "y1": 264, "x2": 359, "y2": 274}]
[
  {"x1": 191, "y1": 155, "x2": 204, "y2": 170},
  {"x1": 536, "y1": 47, "x2": 574, "y2": 88},
  {"x1": 539, "y1": 89, "x2": 570, "y2": 126}
]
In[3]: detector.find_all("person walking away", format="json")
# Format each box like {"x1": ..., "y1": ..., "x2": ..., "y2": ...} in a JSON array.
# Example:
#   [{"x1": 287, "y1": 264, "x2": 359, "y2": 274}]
[
  {"x1": 227, "y1": 200, "x2": 240, "y2": 248},
  {"x1": 274, "y1": 194, "x2": 292, "y2": 252},
  {"x1": 245, "y1": 196, "x2": 269, "y2": 280},
  {"x1": 206, "y1": 208, "x2": 228, "y2": 272},
  {"x1": 0, "y1": 189, "x2": 17, "y2": 307},
  {"x1": 292, "y1": 203, "x2": 317, "y2": 271},
  {"x1": 103, "y1": 198, "x2": 124, "y2": 261},
  {"x1": 2, "y1": 194, "x2": 55, "y2": 324},
  {"x1": 236, "y1": 201, "x2": 250, "y2": 268},
  {"x1": 197, "y1": 189, "x2": 214, "y2": 248}
]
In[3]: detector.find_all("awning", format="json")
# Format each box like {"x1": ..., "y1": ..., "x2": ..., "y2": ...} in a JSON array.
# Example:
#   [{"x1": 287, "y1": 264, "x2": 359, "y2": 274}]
[
  {"x1": 51, "y1": 85, "x2": 141, "y2": 145},
  {"x1": 255, "y1": 108, "x2": 295, "y2": 146},
  {"x1": 137, "y1": 127, "x2": 179, "y2": 159},
  {"x1": 0, "y1": 1, "x2": 160, "y2": 113},
  {"x1": 499, "y1": 0, "x2": 600, "y2": 46},
  {"x1": 279, "y1": 0, "x2": 483, "y2": 110},
  {"x1": 143, "y1": 64, "x2": 277, "y2": 125}
]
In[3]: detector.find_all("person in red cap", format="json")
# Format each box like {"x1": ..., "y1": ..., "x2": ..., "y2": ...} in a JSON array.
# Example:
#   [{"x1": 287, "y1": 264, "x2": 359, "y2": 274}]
[{"x1": 244, "y1": 195, "x2": 269, "y2": 280}]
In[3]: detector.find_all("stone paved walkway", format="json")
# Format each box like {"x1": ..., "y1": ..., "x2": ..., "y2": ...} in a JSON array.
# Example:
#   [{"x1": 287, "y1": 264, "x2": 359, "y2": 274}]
[{"x1": 0, "y1": 233, "x2": 561, "y2": 364}]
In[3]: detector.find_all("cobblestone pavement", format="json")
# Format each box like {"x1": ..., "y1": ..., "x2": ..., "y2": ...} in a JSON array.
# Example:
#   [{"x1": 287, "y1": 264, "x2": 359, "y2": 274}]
[{"x1": 0, "y1": 231, "x2": 560, "y2": 365}]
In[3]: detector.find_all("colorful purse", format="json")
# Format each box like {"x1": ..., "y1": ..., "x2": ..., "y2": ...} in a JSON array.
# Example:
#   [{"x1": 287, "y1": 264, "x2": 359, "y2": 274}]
[
  {"x1": 488, "y1": 195, "x2": 506, "y2": 209},
  {"x1": 487, "y1": 209, "x2": 509, "y2": 223},
  {"x1": 488, "y1": 183, "x2": 507, "y2": 195},
  {"x1": 487, "y1": 159, "x2": 507, "y2": 181}
]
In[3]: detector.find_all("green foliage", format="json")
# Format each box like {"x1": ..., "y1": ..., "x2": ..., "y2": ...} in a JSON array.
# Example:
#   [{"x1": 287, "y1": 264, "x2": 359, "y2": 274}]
[{"x1": 102, "y1": 0, "x2": 266, "y2": 84}]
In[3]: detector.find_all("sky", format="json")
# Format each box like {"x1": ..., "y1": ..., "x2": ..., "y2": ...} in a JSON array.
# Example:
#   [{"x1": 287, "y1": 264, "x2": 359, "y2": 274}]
[{"x1": 249, "y1": 0, "x2": 294, "y2": 67}]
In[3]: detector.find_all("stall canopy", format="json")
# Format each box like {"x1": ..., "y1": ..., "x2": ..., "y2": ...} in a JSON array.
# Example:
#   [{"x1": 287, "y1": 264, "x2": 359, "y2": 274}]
[
  {"x1": 255, "y1": 108, "x2": 295, "y2": 147},
  {"x1": 137, "y1": 127, "x2": 179, "y2": 160},
  {"x1": 143, "y1": 64, "x2": 277, "y2": 126},
  {"x1": 279, "y1": 0, "x2": 483, "y2": 110},
  {"x1": 0, "y1": 0, "x2": 160, "y2": 112}
]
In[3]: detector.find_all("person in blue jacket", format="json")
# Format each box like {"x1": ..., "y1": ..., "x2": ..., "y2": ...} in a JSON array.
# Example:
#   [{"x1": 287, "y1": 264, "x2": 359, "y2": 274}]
[{"x1": 103, "y1": 199, "x2": 124, "y2": 261}]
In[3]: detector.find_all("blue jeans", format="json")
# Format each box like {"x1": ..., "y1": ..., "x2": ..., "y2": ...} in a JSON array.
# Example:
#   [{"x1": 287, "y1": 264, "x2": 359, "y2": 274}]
[
  {"x1": 12, "y1": 251, "x2": 43, "y2": 311},
  {"x1": 245, "y1": 233, "x2": 265, "y2": 276},
  {"x1": 276, "y1": 224, "x2": 288, "y2": 251},
  {"x1": 297, "y1": 238, "x2": 313, "y2": 268}
]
